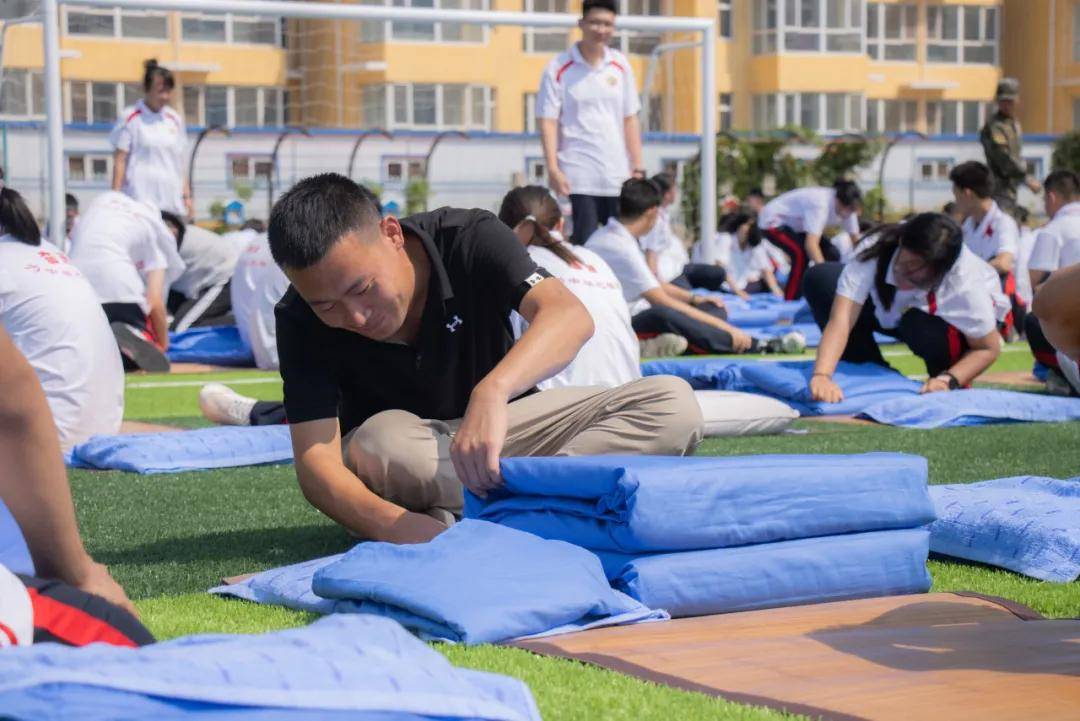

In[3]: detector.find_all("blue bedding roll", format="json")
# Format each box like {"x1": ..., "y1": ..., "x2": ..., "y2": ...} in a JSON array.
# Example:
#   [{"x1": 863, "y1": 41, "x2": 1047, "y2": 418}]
[
  {"x1": 596, "y1": 528, "x2": 932, "y2": 617},
  {"x1": 859, "y1": 389, "x2": 1080, "y2": 428},
  {"x1": 167, "y1": 326, "x2": 255, "y2": 367},
  {"x1": 466, "y1": 454, "x2": 934, "y2": 554}
]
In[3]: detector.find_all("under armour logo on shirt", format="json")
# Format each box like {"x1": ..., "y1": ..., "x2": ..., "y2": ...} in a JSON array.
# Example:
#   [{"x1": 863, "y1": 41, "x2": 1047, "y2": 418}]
[{"x1": 446, "y1": 315, "x2": 463, "y2": 333}]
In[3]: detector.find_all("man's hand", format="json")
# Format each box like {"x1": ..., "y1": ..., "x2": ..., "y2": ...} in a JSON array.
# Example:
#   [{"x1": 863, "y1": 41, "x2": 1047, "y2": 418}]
[
  {"x1": 1025, "y1": 176, "x2": 1042, "y2": 194},
  {"x1": 730, "y1": 328, "x2": 753, "y2": 353},
  {"x1": 696, "y1": 294, "x2": 727, "y2": 312},
  {"x1": 810, "y1": 374, "x2": 844, "y2": 403},
  {"x1": 450, "y1": 383, "x2": 509, "y2": 498},
  {"x1": 921, "y1": 376, "x2": 951, "y2": 394},
  {"x1": 380, "y1": 510, "x2": 448, "y2": 544},
  {"x1": 70, "y1": 561, "x2": 139, "y2": 617},
  {"x1": 548, "y1": 167, "x2": 571, "y2": 197}
]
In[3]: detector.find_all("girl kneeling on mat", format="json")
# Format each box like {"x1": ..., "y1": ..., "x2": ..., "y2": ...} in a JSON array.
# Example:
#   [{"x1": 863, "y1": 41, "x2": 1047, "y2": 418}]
[{"x1": 805, "y1": 212, "x2": 1008, "y2": 402}]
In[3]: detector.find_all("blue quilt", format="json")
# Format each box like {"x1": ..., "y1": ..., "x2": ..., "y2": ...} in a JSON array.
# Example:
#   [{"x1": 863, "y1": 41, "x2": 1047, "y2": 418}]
[
  {"x1": 0, "y1": 615, "x2": 541, "y2": 721},
  {"x1": 167, "y1": 326, "x2": 254, "y2": 367},
  {"x1": 929, "y1": 476, "x2": 1080, "y2": 582},
  {"x1": 67, "y1": 426, "x2": 294, "y2": 474},
  {"x1": 859, "y1": 389, "x2": 1080, "y2": 428},
  {"x1": 596, "y1": 528, "x2": 932, "y2": 617},
  {"x1": 465, "y1": 454, "x2": 934, "y2": 554}
]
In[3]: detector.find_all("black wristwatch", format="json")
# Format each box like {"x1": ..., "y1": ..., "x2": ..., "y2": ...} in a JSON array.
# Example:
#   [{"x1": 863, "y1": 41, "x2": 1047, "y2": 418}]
[{"x1": 936, "y1": 372, "x2": 960, "y2": 390}]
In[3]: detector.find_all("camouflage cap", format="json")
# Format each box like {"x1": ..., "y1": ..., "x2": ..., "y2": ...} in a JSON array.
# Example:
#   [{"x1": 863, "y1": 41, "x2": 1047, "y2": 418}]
[{"x1": 995, "y1": 77, "x2": 1020, "y2": 101}]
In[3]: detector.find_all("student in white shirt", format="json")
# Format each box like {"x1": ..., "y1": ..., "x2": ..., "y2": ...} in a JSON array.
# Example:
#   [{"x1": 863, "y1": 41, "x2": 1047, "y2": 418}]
[
  {"x1": 69, "y1": 191, "x2": 184, "y2": 372},
  {"x1": 1026, "y1": 170, "x2": 1080, "y2": 385},
  {"x1": 694, "y1": 212, "x2": 784, "y2": 299},
  {"x1": 640, "y1": 173, "x2": 727, "y2": 292},
  {"x1": 161, "y1": 220, "x2": 242, "y2": 332},
  {"x1": 588, "y1": 179, "x2": 774, "y2": 355},
  {"x1": 1031, "y1": 263, "x2": 1080, "y2": 395},
  {"x1": 230, "y1": 226, "x2": 289, "y2": 370},
  {"x1": 0, "y1": 185, "x2": 123, "y2": 451},
  {"x1": 950, "y1": 160, "x2": 1025, "y2": 337},
  {"x1": 805, "y1": 213, "x2": 1006, "y2": 402},
  {"x1": 537, "y1": 0, "x2": 644, "y2": 245},
  {"x1": 759, "y1": 180, "x2": 862, "y2": 300},
  {"x1": 109, "y1": 59, "x2": 190, "y2": 218}
]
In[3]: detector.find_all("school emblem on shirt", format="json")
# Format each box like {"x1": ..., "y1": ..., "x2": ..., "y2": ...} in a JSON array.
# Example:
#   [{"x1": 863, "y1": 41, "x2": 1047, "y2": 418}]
[
  {"x1": 524, "y1": 272, "x2": 545, "y2": 288},
  {"x1": 446, "y1": 315, "x2": 463, "y2": 333},
  {"x1": 607, "y1": 75, "x2": 618, "y2": 86}
]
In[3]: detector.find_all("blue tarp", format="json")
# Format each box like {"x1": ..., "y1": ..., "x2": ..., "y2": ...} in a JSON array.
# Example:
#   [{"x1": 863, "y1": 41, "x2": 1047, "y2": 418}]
[
  {"x1": 929, "y1": 476, "x2": 1080, "y2": 582},
  {"x1": 167, "y1": 326, "x2": 254, "y2": 367},
  {"x1": 310, "y1": 520, "x2": 666, "y2": 644},
  {"x1": 0, "y1": 615, "x2": 542, "y2": 721},
  {"x1": 466, "y1": 454, "x2": 934, "y2": 554},
  {"x1": 0, "y1": 498, "x2": 33, "y2": 576},
  {"x1": 859, "y1": 389, "x2": 1080, "y2": 428},
  {"x1": 596, "y1": 528, "x2": 932, "y2": 617},
  {"x1": 67, "y1": 426, "x2": 294, "y2": 474}
]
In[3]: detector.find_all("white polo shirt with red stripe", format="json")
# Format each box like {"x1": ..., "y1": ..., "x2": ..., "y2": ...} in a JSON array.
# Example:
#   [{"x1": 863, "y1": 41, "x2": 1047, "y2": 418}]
[
  {"x1": 961, "y1": 201, "x2": 1019, "y2": 263},
  {"x1": 536, "y1": 43, "x2": 641, "y2": 197},
  {"x1": 1029, "y1": 201, "x2": 1080, "y2": 274},
  {"x1": 836, "y1": 244, "x2": 1008, "y2": 340},
  {"x1": 758, "y1": 187, "x2": 860, "y2": 237},
  {"x1": 108, "y1": 99, "x2": 188, "y2": 214}
]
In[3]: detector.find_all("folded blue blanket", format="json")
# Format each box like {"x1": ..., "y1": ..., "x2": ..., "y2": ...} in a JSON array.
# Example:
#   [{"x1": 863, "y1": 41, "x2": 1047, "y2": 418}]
[
  {"x1": 641, "y1": 357, "x2": 759, "y2": 391},
  {"x1": 0, "y1": 614, "x2": 541, "y2": 721},
  {"x1": 310, "y1": 520, "x2": 665, "y2": 644},
  {"x1": 168, "y1": 326, "x2": 255, "y2": 367},
  {"x1": 860, "y1": 389, "x2": 1080, "y2": 428},
  {"x1": 466, "y1": 454, "x2": 934, "y2": 554},
  {"x1": 595, "y1": 528, "x2": 932, "y2": 617},
  {"x1": 736, "y1": 360, "x2": 922, "y2": 416},
  {"x1": 0, "y1": 499, "x2": 33, "y2": 576},
  {"x1": 67, "y1": 426, "x2": 294, "y2": 474},
  {"x1": 211, "y1": 554, "x2": 346, "y2": 614},
  {"x1": 929, "y1": 476, "x2": 1080, "y2": 582}
]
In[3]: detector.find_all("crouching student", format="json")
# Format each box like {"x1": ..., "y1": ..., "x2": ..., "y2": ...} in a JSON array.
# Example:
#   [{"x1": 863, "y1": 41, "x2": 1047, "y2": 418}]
[
  {"x1": 267, "y1": 174, "x2": 702, "y2": 543},
  {"x1": 693, "y1": 211, "x2": 784, "y2": 299},
  {"x1": 162, "y1": 219, "x2": 241, "y2": 332},
  {"x1": 230, "y1": 228, "x2": 290, "y2": 370},
  {"x1": 804, "y1": 213, "x2": 1007, "y2": 402},
  {"x1": 0, "y1": 185, "x2": 124, "y2": 452},
  {"x1": 68, "y1": 191, "x2": 184, "y2": 372},
  {"x1": 640, "y1": 173, "x2": 727, "y2": 292},
  {"x1": 587, "y1": 179, "x2": 787, "y2": 355}
]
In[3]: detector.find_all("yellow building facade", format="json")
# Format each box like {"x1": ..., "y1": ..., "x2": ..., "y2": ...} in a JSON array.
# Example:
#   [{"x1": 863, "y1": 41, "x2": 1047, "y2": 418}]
[{"x1": 1001, "y1": 0, "x2": 1080, "y2": 135}]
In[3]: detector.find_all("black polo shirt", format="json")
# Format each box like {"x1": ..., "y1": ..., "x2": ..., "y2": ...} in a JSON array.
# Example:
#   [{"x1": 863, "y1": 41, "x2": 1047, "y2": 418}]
[{"x1": 275, "y1": 207, "x2": 550, "y2": 434}]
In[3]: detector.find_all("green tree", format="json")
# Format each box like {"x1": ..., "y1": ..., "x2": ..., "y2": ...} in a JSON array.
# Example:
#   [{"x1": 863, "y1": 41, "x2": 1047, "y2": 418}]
[
  {"x1": 1051, "y1": 130, "x2": 1080, "y2": 174},
  {"x1": 405, "y1": 178, "x2": 430, "y2": 215}
]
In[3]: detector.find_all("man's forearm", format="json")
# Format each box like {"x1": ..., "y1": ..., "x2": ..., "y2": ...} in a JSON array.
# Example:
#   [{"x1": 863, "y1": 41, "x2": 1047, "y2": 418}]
[
  {"x1": 990, "y1": 253, "x2": 1014, "y2": 275},
  {"x1": 805, "y1": 234, "x2": 825, "y2": 264},
  {"x1": 111, "y1": 151, "x2": 127, "y2": 191},
  {"x1": 950, "y1": 345, "x2": 1000, "y2": 386},
  {"x1": 624, "y1": 115, "x2": 644, "y2": 171},
  {"x1": 539, "y1": 119, "x2": 561, "y2": 170}
]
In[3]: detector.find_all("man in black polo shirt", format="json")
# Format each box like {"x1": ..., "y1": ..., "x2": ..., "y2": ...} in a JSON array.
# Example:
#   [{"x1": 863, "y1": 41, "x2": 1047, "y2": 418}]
[{"x1": 268, "y1": 174, "x2": 702, "y2": 544}]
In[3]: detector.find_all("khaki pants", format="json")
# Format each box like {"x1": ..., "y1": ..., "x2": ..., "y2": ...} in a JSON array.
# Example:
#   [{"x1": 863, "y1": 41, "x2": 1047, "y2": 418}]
[{"x1": 343, "y1": 376, "x2": 703, "y2": 525}]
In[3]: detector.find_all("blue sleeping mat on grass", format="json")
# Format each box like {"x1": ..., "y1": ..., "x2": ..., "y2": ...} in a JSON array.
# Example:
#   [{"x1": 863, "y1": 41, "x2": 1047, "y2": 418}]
[
  {"x1": 311, "y1": 520, "x2": 665, "y2": 644},
  {"x1": 167, "y1": 326, "x2": 254, "y2": 367},
  {"x1": 596, "y1": 528, "x2": 932, "y2": 618},
  {"x1": 0, "y1": 614, "x2": 542, "y2": 721},
  {"x1": 67, "y1": 426, "x2": 293, "y2": 474},
  {"x1": 929, "y1": 476, "x2": 1080, "y2": 582},
  {"x1": 466, "y1": 454, "x2": 934, "y2": 554},
  {"x1": 859, "y1": 389, "x2": 1080, "y2": 428},
  {"x1": 0, "y1": 499, "x2": 33, "y2": 576}
]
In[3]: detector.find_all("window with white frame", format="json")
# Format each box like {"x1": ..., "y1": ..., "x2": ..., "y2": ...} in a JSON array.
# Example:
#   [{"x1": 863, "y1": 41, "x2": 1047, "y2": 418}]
[
  {"x1": 228, "y1": 154, "x2": 274, "y2": 188},
  {"x1": 865, "y1": 98, "x2": 916, "y2": 134},
  {"x1": 918, "y1": 158, "x2": 953, "y2": 182},
  {"x1": 1073, "y1": 97, "x2": 1080, "y2": 129},
  {"x1": 180, "y1": 12, "x2": 280, "y2": 44},
  {"x1": 67, "y1": 153, "x2": 112, "y2": 183},
  {"x1": 0, "y1": 68, "x2": 44, "y2": 118},
  {"x1": 66, "y1": 80, "x2": 122, "y2": 124},
  {"x1": 927, "y1": 5, "x2": 997, "y2": 64},
  {"x1": 524, "y1": 0, "x2": 570, "y2": 53},
  {"x1": 718, "y1": 1, "x2": 733, "y2": 39},
  {"x1": 367, "y1": 83, "x2": 492, "y2": 130},
  {"x1": 181, "y1": 85, "x2": 285, "y2": 127},
  {"x1": 523, "y1": 92, "x2": 538, "y2": 133},
  {"x1": 526, "y1": 158, "x2": 548, "y2": 184},
  {"x1": 866, "y1": 2, "x2": 916, "y2": 61},
  {"x1": 647, "y1": 95, "x2": 663, "y2": 132},
  {"x1": 1074, "y1": 4, "x2": 1080, "y2": 62},
  {"x1": 65, "y1": 8, "x2": 169, "y2": 38},
  {"x1": 382, "y1": 156, "x2": 427, "y2": 186},
  {"x1": 612, "y1": 0, "x2": 664, "y2": 55},
  {"x1": 926, "y1": 100, "x2": 987, "y2": 136},
  {"x1": 359, "y1": 0, "x2": 488, "y2": 43},
  {"x1": 753, "y1": 0, "x2": 779, "y2": 54},
  {"x1": 0, "y1": 1, "x2": 37, "y2": 20},
  {"x1": 719, "y1": 92, "x2": 733, "y2": 131},
  {"x1": 783, "y1": 0, "x2": 863, "y2": 53},
  {"x1": 358, "y1": 0, "x2": 386, "y2": 41},
  {"x1": 363, "y1": 84, "x2": 388, "y2": 128},
  {"x1": 754, "y1": 91, "x2": 862, "y2": 133}
]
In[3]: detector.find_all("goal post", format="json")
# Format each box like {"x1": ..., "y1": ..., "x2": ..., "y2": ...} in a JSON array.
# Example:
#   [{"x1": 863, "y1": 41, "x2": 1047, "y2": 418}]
[{"x1": 39, "y1": 0, "x2": 716, "y2": 247}]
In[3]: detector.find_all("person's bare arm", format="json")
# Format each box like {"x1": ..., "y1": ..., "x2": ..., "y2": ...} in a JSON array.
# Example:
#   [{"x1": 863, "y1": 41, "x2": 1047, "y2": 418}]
[
  {"x1": 145, "y1": 268, "x2": 169, "y2": 351},
  {"x1": 810, "y1": 295, "x2": 862, "y2": 403},
  {"x1": 1030, "y1": 268, "x2": 1051, "y2": 292},
  {"x1": 921, "y1": 330, "x2": 1001, "y2": 392},
  {"x1": 989, "y1": 252, "x2": 1015, "y2": 275},
  {"x1": 539, "y1": 118, "x2": 570, "y2": 197},
  {"x1": 624, "y1": 114, "x2": 644, "y2": 175},
  {"x1": 763, "y1": 268, "x2": 784, "y2": 297},
  {"x1": 641, "y1": 286, "x2": 752, "y2": 352},
  {"x1": 0, "y1": 326, "x2": 136, "y2": 614},
  {"x1": 805, "y1": 232, "x2": 825, "y2": 264},
  {"x1": 111, "y1": 149, "x2": 128, "y2": 191},
  {"x1": 1032, "y1": 264, "x2": 1080, "y2": 360},
  {"x1": 289, "y1": 418, "x2": 446, "y2": 543},
  {"x1": 451, "y1": 279, "x2": 593, "y2": 496},
  {"x1": 645, "y1": 249, "x2": 661, "y2": 280},
  {"x1": 183, "y1": 178, "x2": 193, "y2": 220}
]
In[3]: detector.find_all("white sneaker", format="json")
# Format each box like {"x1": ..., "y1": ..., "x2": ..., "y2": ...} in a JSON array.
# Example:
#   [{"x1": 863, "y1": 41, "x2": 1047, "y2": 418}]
[
  {"x1": 779, "y1": 330, "x2": 807, "y2": 355},
  {"x1": 640, "y1": 333, "x2": 689, "y2": 358},
  {"x1": 198, "y1": 383, "x2": 257, "y2": 426}
]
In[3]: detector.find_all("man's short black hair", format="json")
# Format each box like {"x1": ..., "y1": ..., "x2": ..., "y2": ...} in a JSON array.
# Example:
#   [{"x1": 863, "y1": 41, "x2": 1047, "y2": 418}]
[
  {"x1": 65, "y1": 193, "x2": 78, "y2": 211},
  {"x1": 651, "y1": 172, "x2": 674, "y2": 194},
  {"x1": 949, "y1": 161, "x2": 993, "y2": 199},
  {"x1": 268, "y1": 173, "x2": 382, "y2": 270},
  {"x1": 1044, "y1": 169, "x2": 1080, "y2": 199},
  {"x1": 618, "y1": 178, "x2": 662, "y2": 221},
  {"x1": 159, "y1": 210, "x2": 185, "y2": 249},
  {"x1": 241, "y1": 218, "x2": 266, "y2": 232},
  {"x1": 582, "y1": 0, "x2": 617, "y2": 17},
  {"x1": 747, "y1": 187, "x2": 765, "y2": 199},
  {"x1": 833, "y1": 179, "x2": 862, "y2": 209}
]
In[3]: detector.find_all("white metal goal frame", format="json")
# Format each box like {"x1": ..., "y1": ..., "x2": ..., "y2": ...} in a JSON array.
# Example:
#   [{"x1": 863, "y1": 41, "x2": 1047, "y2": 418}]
[{"x1": 39, "y1": 0, "x2": 716, "y2": 247}]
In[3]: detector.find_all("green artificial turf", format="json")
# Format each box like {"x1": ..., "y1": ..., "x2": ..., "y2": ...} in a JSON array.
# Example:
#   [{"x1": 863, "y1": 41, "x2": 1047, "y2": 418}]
[{"x1": 64, "y1": 345, "x2": 1079, "y2": 721}]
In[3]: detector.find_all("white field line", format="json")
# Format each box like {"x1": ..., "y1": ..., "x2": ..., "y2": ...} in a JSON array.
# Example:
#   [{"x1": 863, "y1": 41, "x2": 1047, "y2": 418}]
[{"x1": 126, "y1": 377, "x2": 280, "y2": 390}]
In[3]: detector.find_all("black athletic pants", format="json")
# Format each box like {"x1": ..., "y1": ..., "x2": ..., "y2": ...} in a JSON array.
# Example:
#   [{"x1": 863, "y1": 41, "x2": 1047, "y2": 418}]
[
  {"x1": 1025, "y1": 314, "x2": 1060, "y2": 370},
  {"x1": 804, "y1": 263, "x2": 969, "y2": 378},
  {"x1": 169, "y1": 282, "x2": 234, "y2": 332},
  {"x1": 631, "y1": 302, "x2": 761, "y2": 355},
  {"x1": 763, "y1": 226, "x2": 839, "y2": 300},
  {"x1": 671, "y1": 263, "x2": 728, "y2": 292},
  {"x1": 250, "y1": 400, "x2": 288, "y2": 426},
  {"x1": 569, "y1": 194, "x2": 619, "y2": 246}
]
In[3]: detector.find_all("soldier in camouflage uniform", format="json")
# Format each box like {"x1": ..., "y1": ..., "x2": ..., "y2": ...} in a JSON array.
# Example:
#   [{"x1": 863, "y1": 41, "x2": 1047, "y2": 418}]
[{"x1": 980, "y1": 78, "x2": 1041, "y2": 219}]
